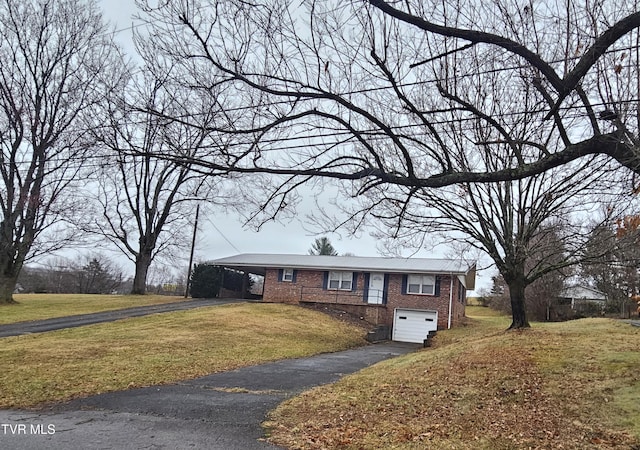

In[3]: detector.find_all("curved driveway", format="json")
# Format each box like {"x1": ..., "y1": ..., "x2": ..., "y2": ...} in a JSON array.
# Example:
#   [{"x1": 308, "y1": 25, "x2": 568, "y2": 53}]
[
  {"x1": 0, "y1": 299, "x2": 418, "y2": 449},
  {"x1": 0, "y1": 342, "x2": 417, "y2": 449}
]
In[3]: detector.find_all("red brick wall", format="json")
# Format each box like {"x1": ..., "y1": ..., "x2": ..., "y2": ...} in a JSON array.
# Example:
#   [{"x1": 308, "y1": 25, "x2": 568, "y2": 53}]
[
  {"x1": 385, "y1": 274, "x2": 459, "y2": 329},
  {"x1": 263, "y1": 269, "x2": 368, "y2": 306},
  {"x1": 262, "y1": 268, "x2": 466, "y2": 330},
  {"x1": 262, "y1": 269, "x2": 320, "y2": 303}
]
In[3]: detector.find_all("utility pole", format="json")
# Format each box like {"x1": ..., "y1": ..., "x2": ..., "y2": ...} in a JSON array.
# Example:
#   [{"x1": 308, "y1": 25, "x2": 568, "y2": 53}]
[{"x1": 185, "y1": 204, "x2": 200, "y2": 298}]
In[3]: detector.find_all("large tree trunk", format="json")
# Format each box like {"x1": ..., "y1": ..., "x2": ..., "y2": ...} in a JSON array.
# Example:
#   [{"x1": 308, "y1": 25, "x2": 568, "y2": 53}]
[
  {"x1": 131, "y1": 251, "x2": 152, "y2": 295},
  {"x1": 0, "y1": 248, "x2": 20, "y2": 304},
  {"x1": 506, "y1": 276, "x2": 530, "y2": 329},
  {"x1": 0, "y1": 273, "x2": 19, "y2": 304}
]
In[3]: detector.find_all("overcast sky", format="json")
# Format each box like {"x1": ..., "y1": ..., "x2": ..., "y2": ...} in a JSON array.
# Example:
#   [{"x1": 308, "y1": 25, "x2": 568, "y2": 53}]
[{"x1": 97, "y1": 0, "x2": 489, "y2": 291}]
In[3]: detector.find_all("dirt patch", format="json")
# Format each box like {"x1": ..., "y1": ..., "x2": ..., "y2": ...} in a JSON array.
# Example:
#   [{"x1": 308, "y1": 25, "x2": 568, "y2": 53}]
[{"x1": 299, "y1": 303, "x2": 372, "y2": 332}]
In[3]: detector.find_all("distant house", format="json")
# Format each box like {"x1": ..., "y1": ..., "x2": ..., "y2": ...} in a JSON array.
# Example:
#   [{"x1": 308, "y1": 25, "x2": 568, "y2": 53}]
[
  {"x1": 558, "y1": 285, "x2": 607, "y2": 310},
  {"x1": 211, "y1": 253, "x2": 476, "y2": 343}
]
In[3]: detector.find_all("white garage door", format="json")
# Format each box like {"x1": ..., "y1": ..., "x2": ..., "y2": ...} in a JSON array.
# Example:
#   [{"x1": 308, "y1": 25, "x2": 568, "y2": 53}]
[{"x1": 392, "y1": 309, "x2": 438, "y2": 343}]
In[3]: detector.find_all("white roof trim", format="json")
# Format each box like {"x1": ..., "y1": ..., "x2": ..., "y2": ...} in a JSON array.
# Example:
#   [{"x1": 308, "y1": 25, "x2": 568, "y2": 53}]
[{"x1": 210, "y1": 253, "x2": 475, "y2": 276}]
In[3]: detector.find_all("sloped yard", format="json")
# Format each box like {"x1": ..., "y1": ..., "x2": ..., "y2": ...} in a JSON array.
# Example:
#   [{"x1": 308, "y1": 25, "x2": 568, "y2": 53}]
[
  {"x1": 266, "y1": 307, "x2": 640, "y2": 449},
  {"x1": 0, "y1": 303, "x2": 367, "y2": 408},
  {"x1": 0, "y1": 293, "x2": 189, "y2": 324}
]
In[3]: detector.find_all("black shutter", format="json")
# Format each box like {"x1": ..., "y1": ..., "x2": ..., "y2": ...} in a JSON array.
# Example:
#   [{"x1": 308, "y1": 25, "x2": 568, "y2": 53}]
[
  {"x1": 363, "y1": 273, "x2": 370, "y2": 303},
  {"x1": 351, "y1": 272, "x2": 358, "y2": 292},
  {"x1": 292, "y1": 270, "x2": 298, "y2": 283},
  {"x1": 322, "y1": 271, "x2": 329, "y2": 290},
  {"x1": 277, "y1": 269, "x2": 283, "y2": 282},
  {"x1": 401, "y1": 274, "x2": 408, "y2": 294},
  {"x1": 435, "y1": 276, "x2": 441, "y2": 296},
  {"x1": 382, "y1": 274, "x2": 389, "y2": 304}
]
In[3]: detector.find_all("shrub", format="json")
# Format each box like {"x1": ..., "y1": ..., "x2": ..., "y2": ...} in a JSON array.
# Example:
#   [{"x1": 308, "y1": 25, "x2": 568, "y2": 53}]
[
  {"x1": 189, "y1": 265, "x2": 254, "y2": 298},
  {"x1": 189, "y1": 264, "x2": 223, "y2": 298},
  {"x1": 574, "y1": 301, "x2": 605, "y2": 318}
]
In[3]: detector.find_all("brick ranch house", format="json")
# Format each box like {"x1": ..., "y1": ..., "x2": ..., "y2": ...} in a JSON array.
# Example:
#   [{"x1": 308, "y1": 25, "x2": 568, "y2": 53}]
[{"x1": 211, "y1": 253, "x2": 476, "y2": 343}]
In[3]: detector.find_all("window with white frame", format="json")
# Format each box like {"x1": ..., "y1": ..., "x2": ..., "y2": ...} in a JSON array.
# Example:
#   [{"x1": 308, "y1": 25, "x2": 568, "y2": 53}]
[
  {"x1": 406, "y1": 274, "x2": 435, "y2": 295},
  {"x1": 282, "y1": 269, "x2": 294, "y2": 282},
  {"x1": 328, "y1": 271, "x2": 353, "y2": 290}
]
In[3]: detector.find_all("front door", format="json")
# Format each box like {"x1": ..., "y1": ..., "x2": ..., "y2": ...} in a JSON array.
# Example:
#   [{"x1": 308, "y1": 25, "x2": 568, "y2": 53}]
[{"x1": 367, "y1": 272, "x2": 385, "y2": 304}]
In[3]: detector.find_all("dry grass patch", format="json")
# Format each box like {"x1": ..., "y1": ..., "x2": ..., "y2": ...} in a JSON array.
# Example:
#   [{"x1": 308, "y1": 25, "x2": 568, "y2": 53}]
[
  {"x1": 266, "y1": 308, "x2": 640, "y2": 449},
  {"x1": 0, "y1": 294, "x2": 189, "y2": 324},
  {"x1": 0, "y1": 303, "x2": 367, "y2": 408}
]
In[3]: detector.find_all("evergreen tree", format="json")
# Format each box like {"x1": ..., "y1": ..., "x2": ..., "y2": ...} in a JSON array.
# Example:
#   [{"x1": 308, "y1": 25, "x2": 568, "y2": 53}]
[
  {"x1": 189, "y1": 264, "x2": 222, "y2": 298},
  {"x1": 308, "y1": 237, "x2": 339, "y2": 256}
]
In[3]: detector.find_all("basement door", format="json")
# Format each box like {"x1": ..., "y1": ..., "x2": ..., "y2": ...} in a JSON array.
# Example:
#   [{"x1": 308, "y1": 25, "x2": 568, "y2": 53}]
[{"x1": 392, "y1": 308, "x2": 438, "y2": 343}]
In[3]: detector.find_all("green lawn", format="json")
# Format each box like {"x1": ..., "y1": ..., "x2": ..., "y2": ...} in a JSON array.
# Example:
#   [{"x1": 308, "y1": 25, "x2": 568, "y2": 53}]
[
  {"x1": 0, "y1": 302, "x2": 367, "y2": 408},
  {"x1": 0, "y1": 293, "x2": 189, "y2": 324},
  {"x1": 266, "y1": 306, "x2": 640, "y2": 449}
]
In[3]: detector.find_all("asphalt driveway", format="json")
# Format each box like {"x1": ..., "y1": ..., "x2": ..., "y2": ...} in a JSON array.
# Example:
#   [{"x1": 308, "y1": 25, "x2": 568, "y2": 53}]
[
  {"x1": 0, "y1": 342, "x2": 418, "y2": 449},
  {"x1": 0, "y1": 298, "x2": 246, "y2": 338}
]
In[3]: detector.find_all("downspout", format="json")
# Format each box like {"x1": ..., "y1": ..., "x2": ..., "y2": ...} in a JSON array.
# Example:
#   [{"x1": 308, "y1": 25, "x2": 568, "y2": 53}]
[{"x1": 448, "y1": 275, "x2": 454, "y2": 329}]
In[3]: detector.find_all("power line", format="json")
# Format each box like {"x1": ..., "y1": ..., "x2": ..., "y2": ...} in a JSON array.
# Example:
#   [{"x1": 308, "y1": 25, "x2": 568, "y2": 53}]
[
  {"x1": 4, "y1": 99, "x2": 637, "y2": 167},
  {"x1": 205, "y1": 216, "x2": 242, "y2": 253}
]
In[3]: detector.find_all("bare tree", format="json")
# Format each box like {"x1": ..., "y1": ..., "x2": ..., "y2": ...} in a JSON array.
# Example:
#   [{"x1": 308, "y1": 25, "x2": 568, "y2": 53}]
[
  {"x1": 365, "y1": 157, "x2": 620, "y2": 327},
  {"x1": 35, "y1": 257, "x2": 75, "y2": 294},
  {"x1": 583, "y1": 219, "x2": 640, "y2": 312},
  {"x1": 74, "y1": 254, "x2": 124, "y2": 294},
  {"x1": 134, "y1": 0, "x2": 640, "y2": 189},
  {"x1": 88, "y1": 65, "x2": 221, "y2": 294},
  {"x1": 133, "y1": 0, "x2": 640, "y2": 328},
  {"x1": 17, "y1": 253, "x2": 124, "y2": 294},
  {"x1": 0, "y1": 0, "x2": 125, "y2": 303},
  {"x1": 482, "y1": 225, "x2": 574, "y2": 322}
]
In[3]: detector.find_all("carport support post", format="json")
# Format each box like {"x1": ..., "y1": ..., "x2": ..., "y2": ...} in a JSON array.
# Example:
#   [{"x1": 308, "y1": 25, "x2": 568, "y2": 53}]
[
  {"x1": 242, "y1": 271, "x2": 249, "y2": 299},
  {"x1": 218, "y1": 268, "x2": 224, "y2": 298}
]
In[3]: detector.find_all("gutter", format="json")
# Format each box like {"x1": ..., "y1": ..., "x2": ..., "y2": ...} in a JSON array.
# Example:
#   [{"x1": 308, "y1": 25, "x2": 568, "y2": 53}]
[{"x1": 448, "y1": 275, "x2": 454, "y2": 329}]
